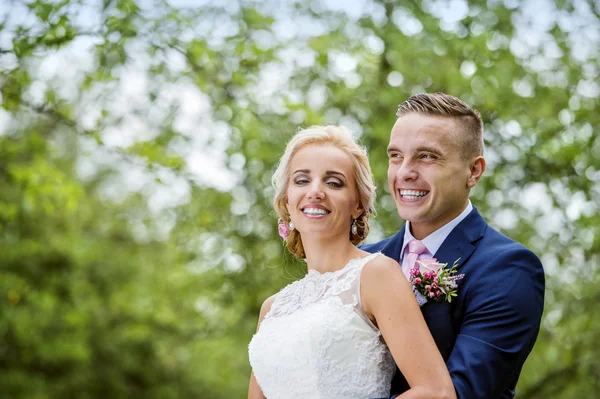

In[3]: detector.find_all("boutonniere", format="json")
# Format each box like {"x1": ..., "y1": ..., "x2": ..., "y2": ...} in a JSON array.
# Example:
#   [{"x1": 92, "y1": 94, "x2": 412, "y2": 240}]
[{"x1": 409, "y1": 258, "x2": 465, "y2": 306}]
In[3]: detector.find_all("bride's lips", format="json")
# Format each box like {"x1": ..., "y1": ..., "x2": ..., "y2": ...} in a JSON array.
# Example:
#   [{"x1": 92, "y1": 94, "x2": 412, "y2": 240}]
[
  {"x1": 397, "y1": 188, "x2": 430, "y2": 202},
  {"x1": 301, "y1": 204, "x2": 331, "y2": 219}
]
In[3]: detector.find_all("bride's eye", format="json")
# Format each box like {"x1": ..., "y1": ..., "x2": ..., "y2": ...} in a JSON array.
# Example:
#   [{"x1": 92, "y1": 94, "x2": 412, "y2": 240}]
[{"x1": 326, "y1": 179, "x2": 343, "y2": 188}]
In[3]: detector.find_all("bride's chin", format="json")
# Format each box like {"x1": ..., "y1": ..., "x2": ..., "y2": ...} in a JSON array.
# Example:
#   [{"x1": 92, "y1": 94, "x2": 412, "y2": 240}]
[{"x1": 300, "y1": 229, "x2": 346, "y2": 241}]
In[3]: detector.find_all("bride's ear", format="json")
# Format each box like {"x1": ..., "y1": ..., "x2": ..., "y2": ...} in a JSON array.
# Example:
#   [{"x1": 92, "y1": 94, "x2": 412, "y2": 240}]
[{"x1": 352, "y1": 204, "x2": 364, "y2": 220}]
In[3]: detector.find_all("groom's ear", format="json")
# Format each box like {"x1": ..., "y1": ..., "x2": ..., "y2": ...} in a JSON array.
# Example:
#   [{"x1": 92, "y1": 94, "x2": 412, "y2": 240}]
[{"x1": 467, "y1": 156, "x2": 486, "y2": 188}]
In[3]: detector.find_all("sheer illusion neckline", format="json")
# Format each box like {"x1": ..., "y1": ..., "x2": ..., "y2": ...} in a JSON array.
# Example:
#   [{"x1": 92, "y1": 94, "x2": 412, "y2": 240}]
[{"x1": 306, "y1": 253, "x2": 377, "y2": 277}]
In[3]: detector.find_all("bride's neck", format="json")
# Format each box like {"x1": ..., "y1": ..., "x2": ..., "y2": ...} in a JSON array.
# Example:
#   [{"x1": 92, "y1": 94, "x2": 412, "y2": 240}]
[{"x1": 302, "y1": 235, "x2": 363, "y2": 274}]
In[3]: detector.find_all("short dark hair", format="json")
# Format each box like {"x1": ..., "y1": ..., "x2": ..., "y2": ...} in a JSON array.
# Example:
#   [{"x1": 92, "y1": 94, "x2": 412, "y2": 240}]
[{"x1": 396, "y1": 92, "x2": 484, "y2": 160}]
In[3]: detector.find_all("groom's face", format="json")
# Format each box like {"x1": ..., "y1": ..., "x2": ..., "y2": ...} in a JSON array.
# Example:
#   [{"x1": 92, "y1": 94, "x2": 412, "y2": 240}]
[{"x1": 387, "y1": 113, "x2": 474, "y2": 239}]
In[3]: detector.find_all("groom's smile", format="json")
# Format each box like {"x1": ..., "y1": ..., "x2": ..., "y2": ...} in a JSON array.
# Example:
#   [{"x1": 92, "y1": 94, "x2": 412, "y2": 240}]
[
  {"x1": 398, "y1": 189, "x2": 430, "y2": 201},
  {"x1": 387, "y1": 113, "x2": 478, "y2": 239}
]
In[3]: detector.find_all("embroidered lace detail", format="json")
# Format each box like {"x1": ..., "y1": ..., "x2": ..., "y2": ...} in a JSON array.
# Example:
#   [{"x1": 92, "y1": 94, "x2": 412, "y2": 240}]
[
  {"x1": 265, "y1": 254, "x2": 372, "y2": 321},
  {"x1": 249, "y1": 253, "x2": 395, "y2": 399}
]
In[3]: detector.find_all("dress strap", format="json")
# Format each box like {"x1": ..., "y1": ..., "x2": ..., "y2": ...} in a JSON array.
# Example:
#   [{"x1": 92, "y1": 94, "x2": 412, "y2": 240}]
[{"x1": 335, "y1": 252, "x2": 381, "y2": 331}]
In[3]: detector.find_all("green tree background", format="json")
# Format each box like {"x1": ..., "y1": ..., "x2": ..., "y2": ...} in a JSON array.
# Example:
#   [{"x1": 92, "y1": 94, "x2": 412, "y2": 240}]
[{"x1": 0, "y1": 0, "x2": 598, "y2": 397}]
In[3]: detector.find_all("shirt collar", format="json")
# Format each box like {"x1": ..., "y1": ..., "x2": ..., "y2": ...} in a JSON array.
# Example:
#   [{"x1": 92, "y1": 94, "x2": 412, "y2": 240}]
[{"x1": 400, "y1": 200, "x2": 473, "y2": 259}]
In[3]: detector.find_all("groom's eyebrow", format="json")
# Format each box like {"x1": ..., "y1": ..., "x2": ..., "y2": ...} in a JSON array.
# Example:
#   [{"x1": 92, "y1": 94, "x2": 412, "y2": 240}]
[
  {"x1": 387, "y1": 145, "x2": 400, "y2": 154},
  {"x1": 387, "y1": 145, "x2": 444, "y2": 156},
  {"x1": 416, "y1": 146, "x2": 444, "y2": 155}
]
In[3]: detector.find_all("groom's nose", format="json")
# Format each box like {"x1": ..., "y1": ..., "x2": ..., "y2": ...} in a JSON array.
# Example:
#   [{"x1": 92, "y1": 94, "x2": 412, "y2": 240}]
[{"x1": 396, "y1": 160, "x2": 419, "y2": 181}]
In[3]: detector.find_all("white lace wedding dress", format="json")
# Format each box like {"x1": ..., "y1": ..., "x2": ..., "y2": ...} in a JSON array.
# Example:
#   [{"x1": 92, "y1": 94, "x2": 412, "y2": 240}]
[{"x1": 248, "y1": 253, "x2": 395, "y2": 399}]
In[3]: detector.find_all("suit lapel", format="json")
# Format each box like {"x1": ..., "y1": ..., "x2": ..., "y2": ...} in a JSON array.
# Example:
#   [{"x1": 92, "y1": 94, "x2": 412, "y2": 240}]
[{"x1": 433, "y1": 207, "x2": 487, "y2": 269}]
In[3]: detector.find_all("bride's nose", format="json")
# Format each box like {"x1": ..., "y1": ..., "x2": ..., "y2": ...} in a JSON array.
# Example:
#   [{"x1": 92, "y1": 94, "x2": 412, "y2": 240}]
[{"x1": 307, "y1": 181, "x2": 325, "y2": 200}]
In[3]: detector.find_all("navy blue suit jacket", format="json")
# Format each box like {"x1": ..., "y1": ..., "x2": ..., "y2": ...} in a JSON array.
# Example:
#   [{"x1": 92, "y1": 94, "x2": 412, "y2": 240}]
[{"x1": 361, "y1": 207, "x2": 545, "y2": 399}]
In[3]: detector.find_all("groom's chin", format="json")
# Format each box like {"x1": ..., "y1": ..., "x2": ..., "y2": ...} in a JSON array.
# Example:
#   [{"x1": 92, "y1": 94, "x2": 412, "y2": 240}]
[{"x1": 396, "y1": 207, "x2": 423, "y2": 222}]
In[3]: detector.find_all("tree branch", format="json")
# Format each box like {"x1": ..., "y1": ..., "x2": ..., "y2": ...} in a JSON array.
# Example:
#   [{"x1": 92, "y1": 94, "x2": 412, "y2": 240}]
[{"x1": 20, "y1": 100, "x2": 197, "y2": 184}]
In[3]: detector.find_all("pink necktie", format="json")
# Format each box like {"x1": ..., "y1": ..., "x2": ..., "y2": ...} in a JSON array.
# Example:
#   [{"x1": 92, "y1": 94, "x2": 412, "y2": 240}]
[{"x1": 405, "y1": 239, "x2": 427, "y2": 278}]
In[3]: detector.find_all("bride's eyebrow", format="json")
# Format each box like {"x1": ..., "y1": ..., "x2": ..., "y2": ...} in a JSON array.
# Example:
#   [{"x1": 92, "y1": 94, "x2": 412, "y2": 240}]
[
  {"x1": 325, "y1": 171, "x2": 346, "y2": 180},
  {"x1": 293, "y1": 169, "x2": 310, "y2": 175},
  {"x1": 292, "y1": 170, "x2": 346, "y2": 181}
]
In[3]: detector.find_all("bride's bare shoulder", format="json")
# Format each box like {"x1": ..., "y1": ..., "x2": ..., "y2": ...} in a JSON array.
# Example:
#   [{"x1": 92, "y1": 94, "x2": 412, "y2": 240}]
[
  {"x1": 252, "y1": 294, "x2": 278, "y2": 332},
  {"x1": 259, "y1": 294, "x2": 277, "y2": 320},
  {"x1": 363, "y1": 253, "x2": 402, "y2": 276},
  {"x1": 360, "y1": 254, "x2": 413, "y2": 317},
  {"x1": 361, "y1": 253, "x2": 410, "y2": 295}
]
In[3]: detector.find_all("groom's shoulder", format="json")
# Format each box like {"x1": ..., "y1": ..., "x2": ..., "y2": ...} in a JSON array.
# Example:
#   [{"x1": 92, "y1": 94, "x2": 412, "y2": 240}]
[
  {"x1": 360, "y1": 233, "x2": 399, "y2": 254},
  {"x1": 483, "y1": 223, "x2": 530, "y2": 251},
  {"x1": 479, "y1": 223, "x2": 542, "y2": 268}
]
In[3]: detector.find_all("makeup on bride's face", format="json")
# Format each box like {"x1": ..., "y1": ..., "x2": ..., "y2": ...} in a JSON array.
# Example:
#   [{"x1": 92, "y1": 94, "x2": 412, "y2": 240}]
[{"x1": 286, "y1": 144, "x2": 362, "y2": 239}]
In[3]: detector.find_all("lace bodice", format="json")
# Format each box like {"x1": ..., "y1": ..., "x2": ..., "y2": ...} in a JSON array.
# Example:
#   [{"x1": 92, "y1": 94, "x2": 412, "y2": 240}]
[{"x1": 248, "y1": 253, "x2": 395, "y2": 399}]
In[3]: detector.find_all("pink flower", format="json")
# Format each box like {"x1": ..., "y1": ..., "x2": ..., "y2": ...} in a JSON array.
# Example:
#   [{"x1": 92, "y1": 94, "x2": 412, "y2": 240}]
[
  {"x1": 410, "y1": 256, "x2": 464, "y2": 304},
  {"x1": 417, "y1": 258, "x2": 446, "y2": 275},
  {"x1": 277, "y1": 219, "x2": 290, "y2": 239}
]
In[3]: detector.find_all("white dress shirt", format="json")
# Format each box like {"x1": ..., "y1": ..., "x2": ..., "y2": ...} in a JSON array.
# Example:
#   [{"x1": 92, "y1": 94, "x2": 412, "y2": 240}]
[{"x1": 399, "y1": 200, "x2": 473, "y2": 277}]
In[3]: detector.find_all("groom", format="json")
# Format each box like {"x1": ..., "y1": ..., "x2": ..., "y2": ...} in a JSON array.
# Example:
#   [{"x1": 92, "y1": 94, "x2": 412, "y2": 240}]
[{"x1": 362, "y1": 93, "x2": 545, "y2": 398}]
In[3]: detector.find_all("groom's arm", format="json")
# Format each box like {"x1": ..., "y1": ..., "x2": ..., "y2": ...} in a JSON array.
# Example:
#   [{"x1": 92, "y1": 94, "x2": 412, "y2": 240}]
[{"x1": 447, "y1": 247, "x2": 545, "y2": 399}]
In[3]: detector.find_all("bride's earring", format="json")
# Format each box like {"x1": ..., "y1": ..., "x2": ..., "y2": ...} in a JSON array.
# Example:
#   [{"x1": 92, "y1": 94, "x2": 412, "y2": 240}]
[
  {"x1": 351, "y1": 219, "x2": 358, "y2": 236},
  {"x1": 289, "y1": 221, "x2": 295, "y2": 231}
]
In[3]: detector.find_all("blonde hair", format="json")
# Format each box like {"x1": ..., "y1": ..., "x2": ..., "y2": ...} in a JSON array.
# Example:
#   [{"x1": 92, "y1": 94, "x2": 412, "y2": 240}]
[
  {"x1": 272, "y1": 125, "x2": 376, "y2": 259},
  {"x1": 397, "y1": 92, "x2": 484, "y2": 160}
]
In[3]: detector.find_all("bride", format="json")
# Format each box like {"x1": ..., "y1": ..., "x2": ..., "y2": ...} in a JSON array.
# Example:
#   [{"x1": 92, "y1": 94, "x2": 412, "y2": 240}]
[{"x1": 248, "y1": 125, "x2": 455, "y2": 399}]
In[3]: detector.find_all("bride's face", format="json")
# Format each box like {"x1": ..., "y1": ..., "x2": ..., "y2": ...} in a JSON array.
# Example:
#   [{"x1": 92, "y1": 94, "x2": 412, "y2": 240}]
[{"x1": 286, "y1": 143, "x2": 363, "y2": 241}]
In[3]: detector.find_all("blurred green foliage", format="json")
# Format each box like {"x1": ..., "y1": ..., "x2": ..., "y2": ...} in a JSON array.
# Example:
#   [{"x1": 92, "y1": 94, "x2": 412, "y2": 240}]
[{"x1": 0, "y1": 0, "x2": 598, "y2": 397}]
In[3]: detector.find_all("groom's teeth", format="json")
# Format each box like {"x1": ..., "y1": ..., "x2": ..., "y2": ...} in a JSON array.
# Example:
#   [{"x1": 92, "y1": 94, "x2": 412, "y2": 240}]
[{"x1": 400, "y1": 190, "x2": 428, "y2": 200}]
